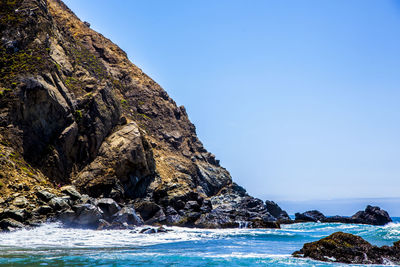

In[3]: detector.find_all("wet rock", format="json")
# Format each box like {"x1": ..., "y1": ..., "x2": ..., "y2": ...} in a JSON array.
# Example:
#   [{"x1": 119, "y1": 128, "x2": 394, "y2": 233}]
[
  {"x1": 293, "y1": 232, "x2": 400, "y2": 265},
  {"x1": 140, "y1": 227, "x2": 156, "y2": 234},
  {"x1": 350, "y1": 205, "x2": 392, "y2": 226},
  {"x1": 295, "y1": 210, "x2": 326, "y2": 222},
  {"x1": 95, "y1": 198, "x2": 120, "y2": 218},
  {"x1": 73, "y1": 204, "x2": 103, "y2": 226},
  {"x1": 134, "y1": 201, "x2": 165, "y2": 224},
  {"x1": 97, "y1": 219, "x2": 111, "y2": 230},
  {"x1": 265, "y1": 200, "x2": 291, "y2": 222},
  {"x1": 60, "y1": 185, "x2": 82, "y2": 201},
  {"x1": 165, "y1": 206, "x2": 181, "y2": 225},
  {"x1": 58, "y1": 209, "x2": 76, "y2": 225},
  {"x1": 112, "y1": 206, "x2": 143, "y2": 226},
  {"x1": 0, "y1": 218, "x2": 24, "y2": 230}
]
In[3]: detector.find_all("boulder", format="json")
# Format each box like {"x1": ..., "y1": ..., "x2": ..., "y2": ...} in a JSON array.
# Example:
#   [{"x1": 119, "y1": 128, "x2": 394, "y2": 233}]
[
  {"x1": 0, "y1": 218, "x2": 24, "y2": 230},
  {"x1": 12, "y1": 197, "x2": 28, "y2": 207},
  {"x1": 49, "y1": 197, "x2": 70, "y2": 211},
  {"x1": 350, "y1": 205, "x2": 392, "y2": 226},
  {"x1": 95, "y1": 198, "x2": 121, "y2": 218},
  {"x1": 134, "y1": 201, "x2": 165, "y2": 224},
  {"x1": 293, "y1": 231, "x2": 400, "y2": 265},
  {"x1": 295, "y1": 210, "x2": 326, "y2": 222},
  {"x1": 73, "y1": 204, "x2": 103, "y2": 226},
  {"x1": 36, "y1": 190, "x2": 56, "y2": 202},
  {"x1": 35, "y1": 205, "x2": 53, "y2": 215},
  {"x1": 0, "y1": 209, "x2": 28, "y2": 222},
  {"x1": 60, "y1": 185, "x2": 82, "y2": 201},
  {"x1": 112, "y1": 206, "x2": 143, "y2": 226}
]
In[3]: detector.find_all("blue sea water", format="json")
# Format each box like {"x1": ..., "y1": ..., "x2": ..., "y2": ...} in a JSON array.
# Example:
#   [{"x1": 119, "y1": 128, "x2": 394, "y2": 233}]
[{"x1": 0, "y1": 218, "x2": 399, "y2": 266}]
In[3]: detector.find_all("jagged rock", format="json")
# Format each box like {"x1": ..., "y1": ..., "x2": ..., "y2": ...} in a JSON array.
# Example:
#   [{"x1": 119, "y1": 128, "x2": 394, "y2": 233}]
[
  {"x1": 265, "y1": 200, "x2": 291, "y2": 222},
  {"x1": 73, "y1": 204, "x2": 103, "y2": 226},
  {"x1": 49, "y1": 197, "x2": 70, "y2": 211},
  {"x1": 0, "y1": 209, "x2": 28, "y2": 222},
  {"x1": 73, "y1": 122, "x2": 155, "y2": 198},
  {"x1": 164, "y1": 206, "x2": 182, "y2": 225},
  {"x1": 295, "y1": 206, "x2": 392, "y2": 226},
  {"x1": 112, "y1": 206, "x2": 143, "y2": 226},
  {"x1": 293, "y1": 232, "x2": 400, "y2": 265},
  {"x1": 350, "y1": 205, "x2": 392, "y2": 226},
  {"x1": 95, "y1": 198, "x2": 120, "y2": 218},
  {"x1": 60, "y1": 185, "x2": 82, "y2": 201},
  {"x1": 295, "y1": 210, "x2": 326, "y2": 222},
  {"x1": 58, "y1": 209, "x2": 76, "y2": 225},
  {"x1": 36, "y1": 190, "x2": 56, "y2": 202},
  {"x1": 134, "y1": 201, "x2": 165, "y2": 224},
  {"x1": 97, "y1": 219, "x2": 111, "y2": 230},
  {"x1": 0, "y1": 0, "x2": 285, "y2": 230},
  {"x1": 0, "y1": 218, "x2": 24, "y2": 230},
  {"x1": 36, "y1": 205, "x2": 53, "y2": 215}
]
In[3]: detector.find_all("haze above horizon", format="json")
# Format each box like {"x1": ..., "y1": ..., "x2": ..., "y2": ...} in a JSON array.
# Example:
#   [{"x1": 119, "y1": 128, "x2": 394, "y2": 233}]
[{"x1": 63, "y1": 0, "x2": 400, "y2": 215}]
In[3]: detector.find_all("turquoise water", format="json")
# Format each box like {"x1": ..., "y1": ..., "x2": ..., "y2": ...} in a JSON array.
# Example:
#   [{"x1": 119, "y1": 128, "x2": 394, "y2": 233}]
[{"x1": 0, "y1": 218, "x2": 399, "y2": 266}]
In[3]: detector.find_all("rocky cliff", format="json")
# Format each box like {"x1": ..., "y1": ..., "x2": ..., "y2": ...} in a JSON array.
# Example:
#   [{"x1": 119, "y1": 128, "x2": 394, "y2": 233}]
[{"x1": 0, "y1": 0, "x2": 289, "y2": 230}]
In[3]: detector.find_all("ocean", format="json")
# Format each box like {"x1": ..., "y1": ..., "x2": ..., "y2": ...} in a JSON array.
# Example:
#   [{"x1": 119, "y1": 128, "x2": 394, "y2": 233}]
[{"x1": 0, "y1": 218, "x2": 399, "y2": 266}]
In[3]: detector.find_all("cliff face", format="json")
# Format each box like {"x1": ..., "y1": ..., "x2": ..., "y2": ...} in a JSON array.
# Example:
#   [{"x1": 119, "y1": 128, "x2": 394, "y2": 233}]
[{"x1": 0, "y1": 0, "x2": 289, "y2": 229}]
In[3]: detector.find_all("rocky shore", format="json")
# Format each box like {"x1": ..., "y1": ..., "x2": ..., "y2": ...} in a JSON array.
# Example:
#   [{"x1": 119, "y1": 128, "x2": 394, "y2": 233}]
[
  {"x1": 293, "y1": 232, "x2": 400, "y2": 265},
  {"x1": 294, "y1": 205, "x2": 392, "y2": 226},
  {"x1": 0, "y1": 183, "x2": 292, "y2": 231}
]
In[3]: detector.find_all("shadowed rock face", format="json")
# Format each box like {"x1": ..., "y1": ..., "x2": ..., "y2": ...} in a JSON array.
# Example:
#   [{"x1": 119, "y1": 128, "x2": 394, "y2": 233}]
[
  {"x1": 0, "y1": 0, "x2": 289, "y2": 229},
  {"x1": 293, "y1": 232, "x2": 400, "y2": 265}
]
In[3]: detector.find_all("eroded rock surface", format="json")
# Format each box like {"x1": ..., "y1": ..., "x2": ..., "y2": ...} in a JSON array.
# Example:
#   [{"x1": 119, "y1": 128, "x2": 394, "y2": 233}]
[
  {"x1": 293, "y1": 232, "x2": 400, "y2": 265},
  {"x1": 0, "y1": 0, "x2": 290, "y2": 230}
]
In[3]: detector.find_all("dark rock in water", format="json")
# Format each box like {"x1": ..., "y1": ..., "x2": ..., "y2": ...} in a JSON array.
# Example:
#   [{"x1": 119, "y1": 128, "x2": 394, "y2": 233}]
[
  {"x1": 296, "y1": 206, "x2": 392, "y2": 226},
  {"x1": 73, "y1": 204, "x2": 103, "y2": 226},
  {"x1": 293, "y1": 231, "x2": 400, "y2": 265},
  {"x1": 0, "y1": 218, "x2": 24, "y2": 230},
  {"x1": 140, "y1": 227, "x2": 156, "y2": 234},
  {"x1": 97, "y1": 219, "x2": 112, "y2": 230},
  {"x1": 112, "y1": 206, "x2": 143, "y2": 226},
  {"x1": 265, "y1": 200, "x2": 291, "y2": 222},
  {"x1": 58, "y1": 209, "x2": 76, "y2": 225},
  {"x1": 165, "y1": 206, "x2": 182, "y2": 225},
  {"x1": 134, "y1": 201, "x2": 165, "y2": 225},
  {"x1": 140, "y1": 226, "x2": 169, "y2": 234},
  {"x1": 295, "y1": 210, "x2": 326, "y2": 222},
  {"x1": 350, "y1": 205, "x2": 392, "y2": 226},
  {"x1": 95, "y1": 198, "x2": 121, "y2": 218},
  {"x1": 60, "y1": 186, "x2": 82, "y2": 201}
]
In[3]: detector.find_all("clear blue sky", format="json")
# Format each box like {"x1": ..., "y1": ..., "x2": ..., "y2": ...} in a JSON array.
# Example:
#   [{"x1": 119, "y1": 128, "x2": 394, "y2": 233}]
[{"x1": 64, "y1": 0, "x2": 400, "y2": 215}]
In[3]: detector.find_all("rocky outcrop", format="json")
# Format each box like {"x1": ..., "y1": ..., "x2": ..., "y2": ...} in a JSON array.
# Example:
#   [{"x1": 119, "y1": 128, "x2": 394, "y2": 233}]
[
  {"x1": 0, "y1": 0, "x2": 291, "y2": 230},
  {"x1": 295, "y1": 206, "x2": 392, "y2": 226},
  {"x1": 293, "y1": 232, "x2": 400, "y2": 265},
  {"x1": 295, "y1": 210, "x2": 326, "y2": 223}
]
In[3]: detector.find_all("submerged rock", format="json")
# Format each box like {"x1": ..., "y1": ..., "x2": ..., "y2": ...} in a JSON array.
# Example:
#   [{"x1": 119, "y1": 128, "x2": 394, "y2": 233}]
[{"x1": 293, "y1": 231, "x2": 400, "y2": 265}]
